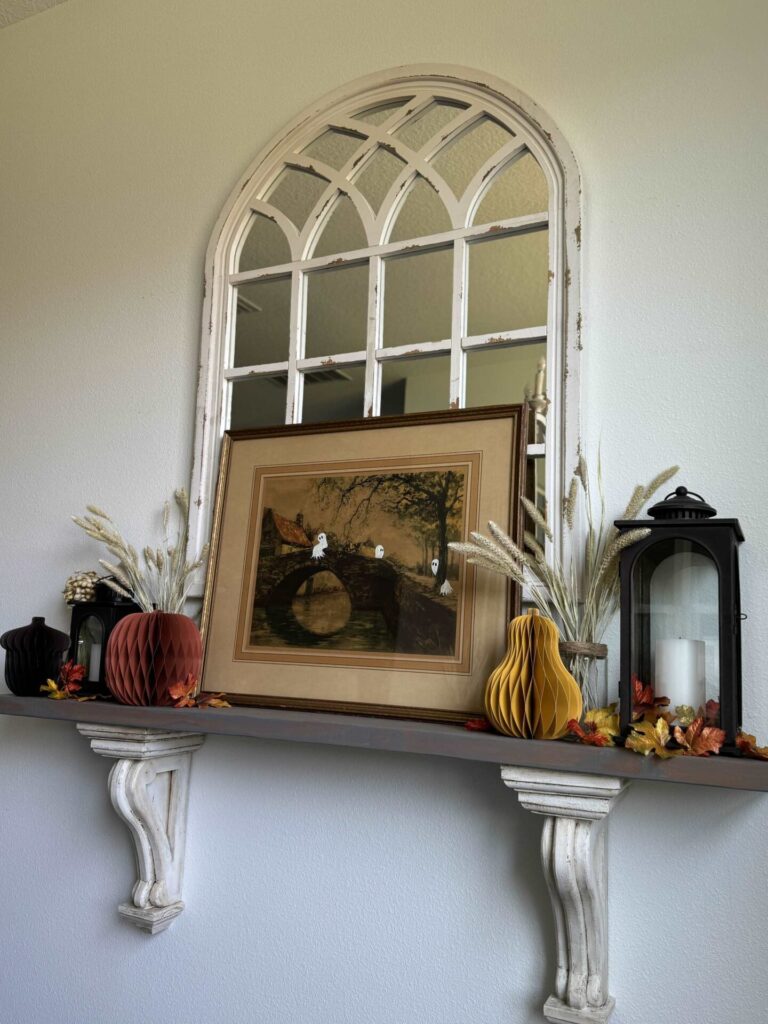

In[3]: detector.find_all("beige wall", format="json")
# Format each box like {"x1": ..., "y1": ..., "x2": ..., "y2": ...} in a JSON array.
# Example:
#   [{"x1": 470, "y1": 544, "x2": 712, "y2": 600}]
[{"x1": 1, "y1": 2, "x2": 768, "y2": 1023}]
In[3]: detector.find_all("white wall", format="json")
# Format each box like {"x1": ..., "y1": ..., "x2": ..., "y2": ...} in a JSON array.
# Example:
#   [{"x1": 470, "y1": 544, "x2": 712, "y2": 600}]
[{"x1": 1, "y1": 2, "x2": 767, "y2": 1022}]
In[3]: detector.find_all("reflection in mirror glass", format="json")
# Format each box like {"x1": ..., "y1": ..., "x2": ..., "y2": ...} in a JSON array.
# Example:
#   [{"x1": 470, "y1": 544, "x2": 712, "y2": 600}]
[
  {"x1": 431, "y1": 117, "x2": 513, "y2": 198},
  {"x1": 230, "y1": 376, "x2": 287, "y2": 429},
  {"x1": 239, "y1": 214, "x2": 291, "y2": 272},
  {"x1": 383, "y1": 249, "x2": 452, "y2": 348},
  {"x1": 312, "y1": 195, "x2": 367, "y2": 258},
  {"x1": 388, "y1": 176, "x2": 452, "y2": 243},
  {"x1": 472, "y1": 152, "x2": 548, "y2": 226},
  {"x1": 465, "y1": 342, "x2": 546, "y2": 408},
  {"x1": 266, "y1": 167, "x2": 329, "y2": 230},
  {"x1": 302, "y1": 130, "x2": 365, "y2": 170},
  {"x1": 354, "y1": 147, "x2": 407, "y2": 213},
  {"x1": 394, "y1": 101, "x2": 467, "y2": 151},
  {"x1": 234, "y1": 278, "x2": 291, "y2": 367},
  {"x1": 302, "y1": 365, "x2": 366, "y2": 423},
  {"x1": 525, "y1": 454, "x2": 548, "y2": 546},
  {"x1": 380, "y1": 354, "x2": 450, "y2": 416},
  {"x1": 467, "y1": 230, "x2": 548, "y2": 336},
  {"x1": 305, "y1": 264, "x2": 368, "y2": 358}
]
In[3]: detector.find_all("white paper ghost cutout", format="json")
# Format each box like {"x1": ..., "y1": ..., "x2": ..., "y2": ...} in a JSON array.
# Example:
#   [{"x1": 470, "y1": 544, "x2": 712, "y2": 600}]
[
  {"x1": 312, "y1": 532, "x2": 328, "y2": 560},
  {"x1": 375, "y1": 544, "x2": 385, "y2": 559},
  {"x1": 430, "y1": 558, "x2": 439, "y2": 576}
]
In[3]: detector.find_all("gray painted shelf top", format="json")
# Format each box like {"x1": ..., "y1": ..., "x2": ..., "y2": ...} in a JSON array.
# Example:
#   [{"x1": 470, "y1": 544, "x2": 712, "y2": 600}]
[{"x1": 2, "y1": 693, "x2": 768, "y2": 792}]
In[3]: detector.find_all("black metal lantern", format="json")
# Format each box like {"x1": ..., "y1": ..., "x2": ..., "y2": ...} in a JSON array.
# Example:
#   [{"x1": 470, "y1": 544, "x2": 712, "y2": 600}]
[
  {"x1": 68, "y1": 579, "x2": 140, "y2": 695},
  {"x1": 616, "y1": 487, "x2": 744, "y2": 747}
]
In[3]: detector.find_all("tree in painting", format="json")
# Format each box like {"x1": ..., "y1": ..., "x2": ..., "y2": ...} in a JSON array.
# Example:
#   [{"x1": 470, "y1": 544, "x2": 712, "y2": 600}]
[{"x1": 317, "y1": 471, "x2": 464, "y2": 590}]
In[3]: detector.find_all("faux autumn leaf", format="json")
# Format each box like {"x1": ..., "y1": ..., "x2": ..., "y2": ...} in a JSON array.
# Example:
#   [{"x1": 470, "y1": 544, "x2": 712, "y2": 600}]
[
  {"x1": 673, "y1": 717, "x2": 725, "y2": 756},
  {"x1": 464, "y1": 718, "x2": 491, "y2": 731},
  {"x1": 169, "y1": 673, "x2": 197, "y2": 708},
  {"x1": 60, "y1": 660, "x2": 86, "y2": 687},
  {"x1": 703, "y1": 699, "x2": 721, "y2": 727},
  {"x1": 567, "y1": 704, "x2": 620, "y2": 747},
  {"x1": 632, "y1": 675, "x2": 671, "y2": 721},
  {"x1": 40, "y1": 679, "x2": 68, "y2": 700},
  {"x1": 625, "y1": 717, "x2": 681, "y2": 759},
  {"x1": 197, "y1": 692, "x2": 231, "y2": 709},
  {"x1": 675, "y1": 705, "x2": 696, "y2": 727},
  {"x1": 736, "y1": 732, "x2": 768, "y2": 760}
]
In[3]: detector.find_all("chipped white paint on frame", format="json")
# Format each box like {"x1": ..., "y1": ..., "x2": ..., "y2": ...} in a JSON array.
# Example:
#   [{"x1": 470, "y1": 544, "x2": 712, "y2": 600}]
[{"x1": 190, "y1": 65, "x2": 583, "y2": 570}]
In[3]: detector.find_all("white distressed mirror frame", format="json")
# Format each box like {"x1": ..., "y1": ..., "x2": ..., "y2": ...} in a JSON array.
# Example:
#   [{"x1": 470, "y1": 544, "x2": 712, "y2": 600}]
[{"x1": 189, "y1": 65, "x2": 582, "y2": 564}]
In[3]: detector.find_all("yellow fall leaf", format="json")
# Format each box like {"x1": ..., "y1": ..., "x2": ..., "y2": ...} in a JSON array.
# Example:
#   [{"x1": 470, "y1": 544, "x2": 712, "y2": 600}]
[
  {"x1": 584, "y1": 704, "x2": 620, "y2": 745},
  {"x1": 625, "y1": 717, "x2": 682, "y2": 759},
  {"x1": 40, "y1": 679, "x2": 68, "y2": 700}
]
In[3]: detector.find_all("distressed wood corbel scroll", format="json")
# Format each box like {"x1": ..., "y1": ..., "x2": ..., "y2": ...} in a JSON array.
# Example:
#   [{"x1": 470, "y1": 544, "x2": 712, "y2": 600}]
[
  {"x1": 77, "y1": 724, "x2": 205, "y2": 934},
  {"x1": 501, "y1": 767, "x2": 628, "y2": 1023}
]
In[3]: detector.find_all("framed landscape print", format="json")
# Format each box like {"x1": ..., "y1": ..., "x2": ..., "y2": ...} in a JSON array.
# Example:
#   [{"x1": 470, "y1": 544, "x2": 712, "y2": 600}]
[{"x1": 200, "y1": 406, "x2": 526, "y2": 721}]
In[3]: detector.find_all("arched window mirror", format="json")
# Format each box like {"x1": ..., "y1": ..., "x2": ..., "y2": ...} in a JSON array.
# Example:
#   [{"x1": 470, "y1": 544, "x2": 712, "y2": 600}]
[{"x1": 191, "y1": 67, "x2": 582, "y2": 562}]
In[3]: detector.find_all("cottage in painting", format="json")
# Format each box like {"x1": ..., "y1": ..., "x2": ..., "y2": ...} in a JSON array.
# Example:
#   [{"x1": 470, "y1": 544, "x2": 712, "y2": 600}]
[{"x1": 260, "y1": 509, "x2": 312, "y2": 556}]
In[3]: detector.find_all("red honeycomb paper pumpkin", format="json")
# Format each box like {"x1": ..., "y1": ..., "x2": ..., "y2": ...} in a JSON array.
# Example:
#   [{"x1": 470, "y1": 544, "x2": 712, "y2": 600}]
[{"x1": 104, "y1": 611, "x2": 202, "y2": 706}]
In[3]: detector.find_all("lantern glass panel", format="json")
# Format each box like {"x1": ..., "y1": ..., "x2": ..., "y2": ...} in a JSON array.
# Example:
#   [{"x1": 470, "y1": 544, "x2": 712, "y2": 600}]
[
  {"x1": 76, "y1": 615, "x2": 104, "y2": 683},
  {"x1": 631, "y1": 538, "x2": 720, "y2": 715}
]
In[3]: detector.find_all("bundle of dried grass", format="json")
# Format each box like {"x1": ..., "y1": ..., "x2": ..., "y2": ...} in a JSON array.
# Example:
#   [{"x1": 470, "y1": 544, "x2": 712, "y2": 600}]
[
  {"x1": 450, "y1": 459, "x2": 679, "y2": 707},
  {"x1": 72, "y1": 489, "x2": 208, "y2": 614}
]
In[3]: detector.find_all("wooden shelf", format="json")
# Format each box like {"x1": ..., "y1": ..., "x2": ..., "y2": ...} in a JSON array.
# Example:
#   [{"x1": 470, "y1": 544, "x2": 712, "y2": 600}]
[{"x1": 2, "y1": 693, "x2": 767, "y2": 792}]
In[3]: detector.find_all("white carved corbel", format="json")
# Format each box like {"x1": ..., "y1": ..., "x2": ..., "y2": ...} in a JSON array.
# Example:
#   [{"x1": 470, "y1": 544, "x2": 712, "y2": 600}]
[
  {"x1": 77, "y1": 724, "x2": 205, "y2": 934},
  {"x1": 501, "y1": 767, "x2": 628, "y2": 1024}
]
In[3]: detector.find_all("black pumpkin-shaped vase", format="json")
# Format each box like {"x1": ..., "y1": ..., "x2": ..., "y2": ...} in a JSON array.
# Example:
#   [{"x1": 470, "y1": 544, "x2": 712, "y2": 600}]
[{"x1": 0, "y1": 617, "x2": 71, "y2": 696}]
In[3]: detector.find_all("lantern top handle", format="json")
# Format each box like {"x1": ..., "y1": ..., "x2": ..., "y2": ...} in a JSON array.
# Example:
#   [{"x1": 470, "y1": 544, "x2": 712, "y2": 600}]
[{"x1": 647, "y1": 486, "x2": 717, "y2": 521}]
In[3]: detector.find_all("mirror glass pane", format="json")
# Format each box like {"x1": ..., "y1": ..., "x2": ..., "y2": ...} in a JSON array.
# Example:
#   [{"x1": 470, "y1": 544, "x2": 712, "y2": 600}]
[
  {"x1": 230, "y1": 376, "x2": 287, "y2": 429},
  {"x1": 431, "y1": 117, "x2": 514, "y2": 198},
  {"x1": 301, "y1": 130, "x2": 364, "y2": 170},
  {"x1": 383, "y1": 249, "x2": 452, "y2": 348},
  {"x1": 352, "y1": 100, "x2": 410, "y2": 126},
  {"x1": 467, "y1": 230, "x2": 548, "y2": 336},
  {"x1": 312, "y1": 195, "x2": 367, "y2": 258},
  {"x1": 266, "y1": 167, "x2": 329, "y2": 230},
  {"x1": 394, "y1": 101, "x2": 467, "y2": 151},
  {"x1": 305, "y1": 264, "x2": 368, "y2": 358},
  {"x1": 354, "y1": 146, "x2": 407, "y2": 212},
  {"x1": 239, "y1": 214, "x2": 291, "y2": 272},
  {"x1": 380, "y1": 354, "x2": 450, "y2": 415},
  {"x1": 388, "y1": 176, "x2": 452, "y2": 243},
  {"x1": 302, "y1": 365, "x2": 366, "y2": 423},
  {"x1": 234, "y1": 278, "x2": 291, "y2": 366},
  {"x1": 473, "y1": 152, "x2": 548, "y2": 226},
  {"x1": 465, "y1": 342, "x2": 546, "y2": 407}
]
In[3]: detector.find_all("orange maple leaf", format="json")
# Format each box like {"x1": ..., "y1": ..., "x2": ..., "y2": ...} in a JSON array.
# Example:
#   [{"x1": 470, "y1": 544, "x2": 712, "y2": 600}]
[
  {"x1": 59, "y1": 659, "x2": 86, "y2": 694},
  {"x1": 736, "y1": 731, "x2": 768, "y2": 760},
  {"x1": 632, "y1": 675, "x2": 671, "y2": 720},
  {"x1": 169, "y1": 673, "x2": 198, "y2": 707},
  {"x1": 567, "y1": 719, "x2": 612, "y2": 747},
  {"x1": 672, "y1": 717, "x2": 725, "y2": 756}
]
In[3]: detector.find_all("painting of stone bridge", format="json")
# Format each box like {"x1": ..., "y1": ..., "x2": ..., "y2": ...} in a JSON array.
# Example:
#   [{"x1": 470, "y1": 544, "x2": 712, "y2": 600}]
[{"x1": 247, "y1": 465, "x2": 467, "y2": 657}]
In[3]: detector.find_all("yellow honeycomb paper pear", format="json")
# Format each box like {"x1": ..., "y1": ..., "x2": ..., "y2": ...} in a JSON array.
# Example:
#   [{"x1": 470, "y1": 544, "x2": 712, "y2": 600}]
[{"x1": 485, "y1": 609, "x2": 583, "y2": 739}]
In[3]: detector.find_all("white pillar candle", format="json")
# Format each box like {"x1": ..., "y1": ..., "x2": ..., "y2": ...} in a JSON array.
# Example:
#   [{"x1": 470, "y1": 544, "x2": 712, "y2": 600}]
[
  {"x1": 654, "y1": 637, "x2": 706, "y2": 710},
  {"x1": 88, "y1": 642, "x2": 102, "y2": 682}
]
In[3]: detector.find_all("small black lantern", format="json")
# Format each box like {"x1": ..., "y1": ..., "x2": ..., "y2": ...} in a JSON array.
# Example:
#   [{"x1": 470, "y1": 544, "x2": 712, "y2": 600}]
[
  {"x1": 68, "y1": 579, "x2": 140, "y2": 695},
  {"x1": 616, "y1": 487, "x2": 744, "y2": 747}
]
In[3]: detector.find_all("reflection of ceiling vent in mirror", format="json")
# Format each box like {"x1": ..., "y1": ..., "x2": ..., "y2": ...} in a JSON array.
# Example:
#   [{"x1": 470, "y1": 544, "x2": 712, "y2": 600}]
[{"x1": 265, "y1": 369, "x2": 353, "y2": 387}]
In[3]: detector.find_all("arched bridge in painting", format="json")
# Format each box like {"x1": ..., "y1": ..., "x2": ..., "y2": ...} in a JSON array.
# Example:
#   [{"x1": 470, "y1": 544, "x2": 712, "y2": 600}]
[{"x1": 254, "y1": 550, "x2": 456, "y2": 654}]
